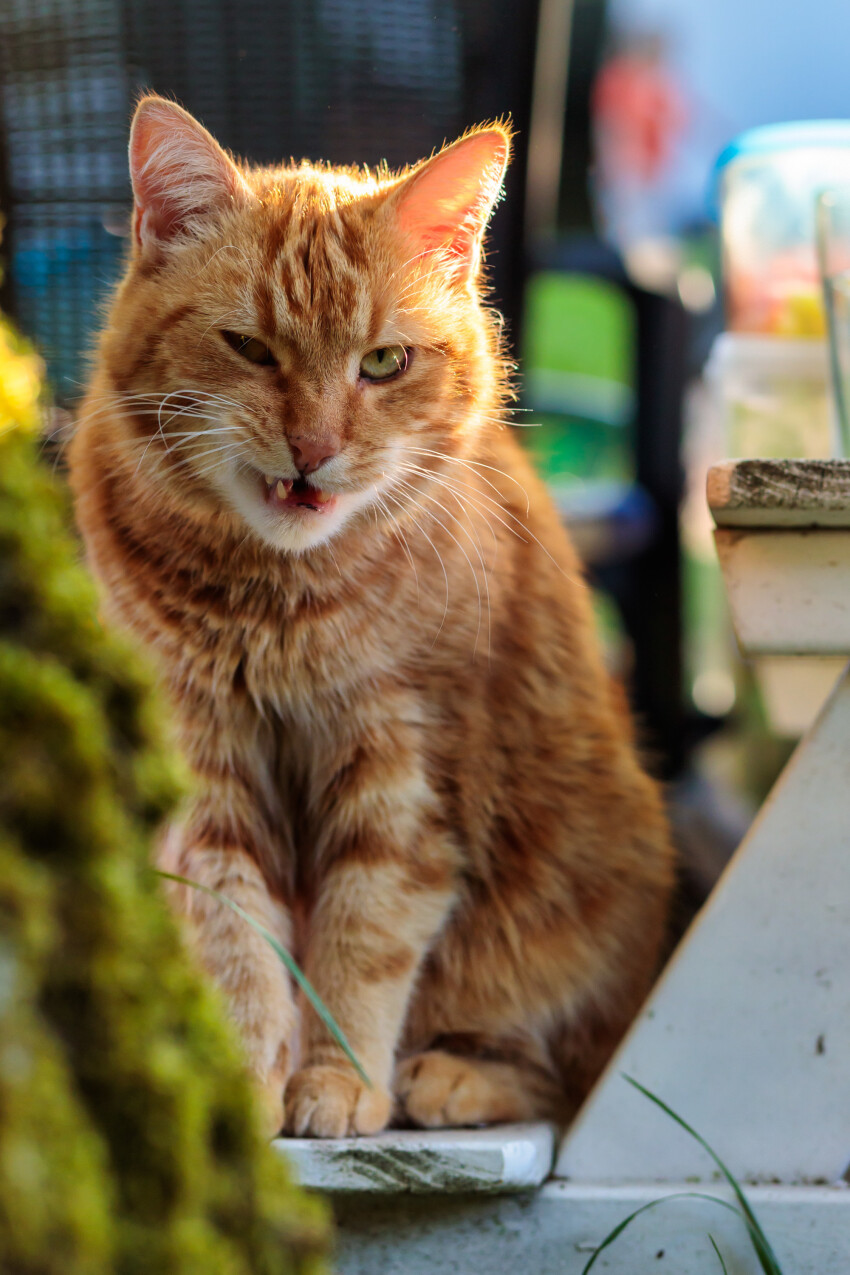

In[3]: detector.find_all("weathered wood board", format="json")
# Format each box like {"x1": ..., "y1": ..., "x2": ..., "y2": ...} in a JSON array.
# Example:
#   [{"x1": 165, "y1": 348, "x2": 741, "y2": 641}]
[
  {"x1": 277, "y1": 1122, "x2": 556, "y2": 1194},
  {"x1": 708, "y1": 458, "x2": 850, "y2": 527}
]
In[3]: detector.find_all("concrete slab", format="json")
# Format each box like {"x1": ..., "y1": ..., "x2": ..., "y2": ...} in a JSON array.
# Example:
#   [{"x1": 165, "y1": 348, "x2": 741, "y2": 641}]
[{"x1": 326, "y1": 1181, "x2": 850, "y2": 1274}]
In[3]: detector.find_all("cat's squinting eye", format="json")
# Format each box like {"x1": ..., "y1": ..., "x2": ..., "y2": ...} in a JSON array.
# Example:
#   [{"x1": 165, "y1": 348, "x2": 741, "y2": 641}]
[
  {"x1": 221, "y1": 330, "x2": 276, "y2": 366},
  {"x1": 359, "y1": 345, "x2": 409, "y2": 382}
]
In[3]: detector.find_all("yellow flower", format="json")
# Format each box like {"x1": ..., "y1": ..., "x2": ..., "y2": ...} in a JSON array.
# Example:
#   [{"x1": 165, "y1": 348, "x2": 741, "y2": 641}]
[{"x1": 0, "y1": 319, "x2": 44, "y2": 436}]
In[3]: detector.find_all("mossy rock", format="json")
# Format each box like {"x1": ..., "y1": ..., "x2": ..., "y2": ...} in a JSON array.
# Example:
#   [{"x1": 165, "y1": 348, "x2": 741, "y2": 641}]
[{"x1": 0, "y1": 319, "x2": 330, "y2": 1272}]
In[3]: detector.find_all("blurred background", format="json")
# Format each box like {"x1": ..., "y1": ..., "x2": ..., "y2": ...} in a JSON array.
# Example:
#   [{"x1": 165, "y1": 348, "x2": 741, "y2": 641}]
[{"x1": 1, "y1": 0, "x2": 848, "y2": 923}]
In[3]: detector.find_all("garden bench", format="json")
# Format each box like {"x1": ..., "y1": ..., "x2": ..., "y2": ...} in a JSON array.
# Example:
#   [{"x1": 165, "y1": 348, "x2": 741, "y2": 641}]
[{"x1": 278, "y1": 459, "x2": 850, "y2": 1272}]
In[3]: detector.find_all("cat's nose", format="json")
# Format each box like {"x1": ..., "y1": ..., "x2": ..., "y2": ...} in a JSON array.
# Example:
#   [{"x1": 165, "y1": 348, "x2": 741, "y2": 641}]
[{"x1": 288, "y1": 434, "x2": 339, "y2": 475}]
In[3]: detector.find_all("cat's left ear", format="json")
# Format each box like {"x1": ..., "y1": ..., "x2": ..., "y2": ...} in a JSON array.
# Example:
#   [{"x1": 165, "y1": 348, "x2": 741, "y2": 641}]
[
  {"x1": 391, "y1": 126, "x2": 511, "y2": 283},
  {"x1": 129, "y1": 95, "x2": 252, "y2": 258}
]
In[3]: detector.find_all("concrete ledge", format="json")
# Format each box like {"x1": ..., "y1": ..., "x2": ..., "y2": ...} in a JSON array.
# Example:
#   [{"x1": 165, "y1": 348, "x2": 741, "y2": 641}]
[
  {"x1": 326, "y1": 1181, "x2": 850, "y2": 1274},
  {"x1": 274, "y1": 1122, "x2": 557, "y2": 1194}
]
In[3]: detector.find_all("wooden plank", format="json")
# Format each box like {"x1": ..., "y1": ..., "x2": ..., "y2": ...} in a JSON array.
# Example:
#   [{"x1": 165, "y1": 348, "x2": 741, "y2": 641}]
[
  {"x1": 276, "y1": 1123, "x2": 556, "y2": 1194},
  {"x1": 708, "y1": 459, "x2": 850, "y2": 527}
]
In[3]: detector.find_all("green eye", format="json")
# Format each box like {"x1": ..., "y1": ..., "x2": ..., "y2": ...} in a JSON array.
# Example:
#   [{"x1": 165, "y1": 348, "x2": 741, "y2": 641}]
[
  {"x1": 222, "y1": 330, "x2": 276, "y2": 366},
  {"x1": 359, "y1": 345, "x2": 409, "y2": 381}
]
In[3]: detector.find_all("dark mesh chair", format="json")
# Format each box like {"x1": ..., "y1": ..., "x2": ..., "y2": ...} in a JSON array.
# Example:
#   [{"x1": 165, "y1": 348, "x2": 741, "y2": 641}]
[
  {"x1": 0, "y1": 0, "x2": 538, "y2": 403},
  {"x1": 0, "y1": 0, "x2": 134, "y2": 398}
]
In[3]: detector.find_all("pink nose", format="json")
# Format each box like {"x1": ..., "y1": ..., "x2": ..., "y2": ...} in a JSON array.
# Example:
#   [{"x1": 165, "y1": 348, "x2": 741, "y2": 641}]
[{"x1": 288, "y1": 435, "x2": 339, "y2": 475}]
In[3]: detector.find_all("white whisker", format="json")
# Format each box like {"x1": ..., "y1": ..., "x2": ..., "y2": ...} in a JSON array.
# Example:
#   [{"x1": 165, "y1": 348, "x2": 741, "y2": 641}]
[
  {"x1": 383, "y1": 490, "x2": 450, "y2": 646},
  {"x1": 189, "y1": 442, "x2": 248, "y2": 480},
  {"x1": 400, "y1": 456, "x2": 575, "y2": 583},
  {"x1": 399, "y1": 463, "x2": 498, "y2": 563},
  {"x1": 196, "y1": 243, "x2": 254, "y2": 275},
  {"x1": 394, "y1": 475, "x2": 489, "y2": 661},
  {"x1": 402, "y1": 459, "x2": 529, "y2": 546},
  {"x1": 374, "y1": 493, "x2": 420, "y2": 602},
  {"x1": 407, "y1": 445, "x2": 530, "y2": 514},
  {"x1": 196, "y1": 313, "x2": 247, "y2": 345}
]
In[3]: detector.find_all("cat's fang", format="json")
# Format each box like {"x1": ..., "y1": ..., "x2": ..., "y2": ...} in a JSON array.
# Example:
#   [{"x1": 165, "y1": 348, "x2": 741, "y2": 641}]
[{"x1": 263, "y1": 474, "x2": 336, "y2": 515}]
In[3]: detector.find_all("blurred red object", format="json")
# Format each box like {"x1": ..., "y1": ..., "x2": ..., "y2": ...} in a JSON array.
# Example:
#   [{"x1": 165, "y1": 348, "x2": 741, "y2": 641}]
[{"x1": 593, "y1": 49, "x2": 688, "y2": 184}]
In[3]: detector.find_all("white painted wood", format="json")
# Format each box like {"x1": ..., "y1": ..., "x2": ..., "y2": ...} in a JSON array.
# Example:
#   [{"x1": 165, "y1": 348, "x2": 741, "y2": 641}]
[
  {"x1": 329, "y1": 1182, "x2": 850, "y2": 1274},
  {"x1": 713, "y1": 505, "x2": 850, "y2": 528},
  {"x1": 754, "y1": 655, "x2": 846, "y2": 736},
  {"x1": 275, "y1": 1122, "x2": 556, "y2": 1194},
  {"x1": 714, "y1": 527, "x2": 850, "y2": 654},
  {"x1": 555, "y1": 665, "x2": 850, "y2": 1185}
]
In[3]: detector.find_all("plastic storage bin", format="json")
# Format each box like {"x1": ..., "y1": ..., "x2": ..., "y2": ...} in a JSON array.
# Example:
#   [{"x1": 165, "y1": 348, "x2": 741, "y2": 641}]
[
  {"x1": 715, "y1": 121, "x2": 850, "y2": 336},
  {"x1": 705, "y1": 332, "x2": 836, "y2": 457}
]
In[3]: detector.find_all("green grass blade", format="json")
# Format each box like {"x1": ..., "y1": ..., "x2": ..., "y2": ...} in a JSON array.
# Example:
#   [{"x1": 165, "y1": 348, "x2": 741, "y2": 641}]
[
  {"x1": 580, "y1": 1191, "x2": 742, "y2": 1274},
  {"x1": 709, "y1": 1234, "x2": 730, "y2": 1274},
  {"x1": 154, "y1": 869, "x2": 371, "y2": 1086},
  {"x1": 623, "y1": 1075, "x2": 782, "y2": 1275}
]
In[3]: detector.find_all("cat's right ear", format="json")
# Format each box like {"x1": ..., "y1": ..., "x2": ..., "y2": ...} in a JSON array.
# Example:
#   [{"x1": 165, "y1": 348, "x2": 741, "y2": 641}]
[
  {"x1": 389, "y1": 126, "x2": 511, "y2": 285},
  {"x1": 129, "y1": 96, "x2": 252, "y2": 259}
]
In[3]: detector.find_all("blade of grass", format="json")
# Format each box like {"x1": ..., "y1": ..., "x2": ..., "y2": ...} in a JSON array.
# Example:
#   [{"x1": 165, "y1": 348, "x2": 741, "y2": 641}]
[
  {"x1": 623, "y1": 1075, "x2": 782, "y2": 1275},
  {"x1": 580, "y1": 1192, "x2": 742, "y2": 1274},
  {"x1": 154, "y1": 869, "x2": 371, "y2": 1086},
  {"x1": 709, "y1": 1234, "x2": 730, "y2": 1274}
]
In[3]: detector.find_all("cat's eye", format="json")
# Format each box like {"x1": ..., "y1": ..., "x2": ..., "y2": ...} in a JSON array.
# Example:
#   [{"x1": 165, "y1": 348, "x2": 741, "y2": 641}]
[
  {"x1": 359, "y1": 345, "x2": 409, "y2": 382},
  {"x1": 221, "y1": 330, "x2": 276, "y2": 366}
]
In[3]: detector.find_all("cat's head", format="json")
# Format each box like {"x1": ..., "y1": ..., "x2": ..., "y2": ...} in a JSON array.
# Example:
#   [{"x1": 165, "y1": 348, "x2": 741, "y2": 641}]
[{"x1": 98, "y1": 95, "x2": 511, "y2": 554}]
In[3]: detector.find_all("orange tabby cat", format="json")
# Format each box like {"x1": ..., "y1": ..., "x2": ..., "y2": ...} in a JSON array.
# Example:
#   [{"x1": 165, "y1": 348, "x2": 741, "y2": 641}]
[{"x1": 69, "y1": 95, "x2": 674, "y2": 1138}]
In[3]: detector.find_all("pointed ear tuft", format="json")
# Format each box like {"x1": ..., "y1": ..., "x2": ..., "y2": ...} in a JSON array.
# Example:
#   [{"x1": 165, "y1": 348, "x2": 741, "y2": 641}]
[
  {"x1": 129, "y1": 96, "x2": 251, "y2": 256},
  {"x1": 393, "y1": 127, "x2": 511, "y2": 283}
]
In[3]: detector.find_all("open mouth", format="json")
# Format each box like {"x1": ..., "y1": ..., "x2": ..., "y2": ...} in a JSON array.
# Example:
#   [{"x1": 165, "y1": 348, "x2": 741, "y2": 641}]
[{"x1": 260, "y1": 472, "x2": 337, "y2": 515}]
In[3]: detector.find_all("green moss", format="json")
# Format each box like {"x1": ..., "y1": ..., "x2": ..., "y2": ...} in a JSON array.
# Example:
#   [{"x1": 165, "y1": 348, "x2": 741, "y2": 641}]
[{"x1": 0, "y1": 325, "x2": 329, "y2": 1272}]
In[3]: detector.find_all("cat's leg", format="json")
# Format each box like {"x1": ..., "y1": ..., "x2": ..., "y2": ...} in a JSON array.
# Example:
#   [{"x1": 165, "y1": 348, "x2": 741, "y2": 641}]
[
  {"x1": 284, "y1": 717, "x2": 457, "y2": 1138},
  {"x1": 284, "y1": 844, "x2": 455, "y2": 1137},
  {"x1": 158, "y1": 697, "x2": 297, "y2": 1135},
  {"x1": 159, "y1": 829, "x2": 298, "y2": 1135}
]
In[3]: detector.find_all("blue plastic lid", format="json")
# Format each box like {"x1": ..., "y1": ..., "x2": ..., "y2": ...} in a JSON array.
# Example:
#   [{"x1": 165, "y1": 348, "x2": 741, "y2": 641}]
[
  {"x1": 708, "y1": 120, "x2": 850, "y2": 219},
  {"x1": 715, "y1": 120, "x2": 850, "y2": 175}
]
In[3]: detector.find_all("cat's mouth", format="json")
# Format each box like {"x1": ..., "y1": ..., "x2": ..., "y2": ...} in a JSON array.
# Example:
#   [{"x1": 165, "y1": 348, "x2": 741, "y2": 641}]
[{"x1": 259, "y1": 472, "x2": 338, "y2": 515}]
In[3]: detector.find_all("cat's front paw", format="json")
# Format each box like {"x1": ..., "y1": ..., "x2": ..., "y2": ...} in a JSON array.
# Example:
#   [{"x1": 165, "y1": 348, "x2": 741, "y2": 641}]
[
  {"x1": 395, "y1": 1050, "x2": 534, "y2": 1127},
  {"x1": 284, "y1": 1064, "x2": 392, "y2": 1138}
]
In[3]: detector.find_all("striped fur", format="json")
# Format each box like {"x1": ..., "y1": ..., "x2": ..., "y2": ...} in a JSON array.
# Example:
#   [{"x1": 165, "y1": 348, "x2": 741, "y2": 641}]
[{"x1": 69, "y1": 96, "x2": 674, "y2": 1137}]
